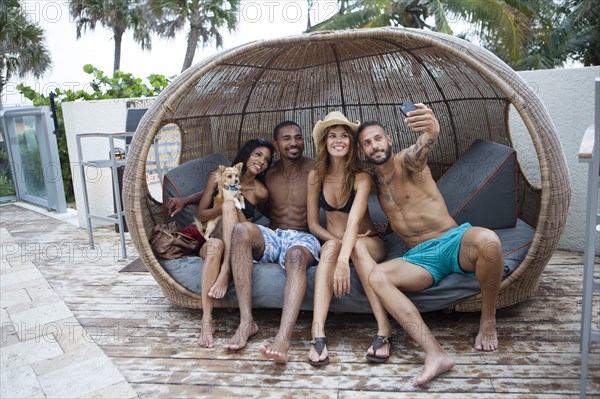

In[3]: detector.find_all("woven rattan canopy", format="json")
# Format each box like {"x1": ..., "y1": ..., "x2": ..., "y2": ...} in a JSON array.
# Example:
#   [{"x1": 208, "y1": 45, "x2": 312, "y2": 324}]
[{"x1": 123, "y1": 27, "x2": 571, "y2": 311}]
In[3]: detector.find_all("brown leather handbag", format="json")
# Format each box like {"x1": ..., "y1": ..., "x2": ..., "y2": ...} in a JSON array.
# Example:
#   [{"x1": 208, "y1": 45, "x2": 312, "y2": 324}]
[{"x1": 149, "y1": 222, "x2": 200, "y2": 259}]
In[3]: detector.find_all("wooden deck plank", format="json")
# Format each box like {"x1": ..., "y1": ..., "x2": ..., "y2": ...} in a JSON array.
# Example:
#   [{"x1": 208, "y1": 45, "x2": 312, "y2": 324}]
[
  {"x1": 121, "y1": 369, "x2": 498, "y2": 393},
  {"x1": 131, "y1": 383, "x2": 339, "y2": 399},
  {"x1": 109, "y1": 357, "x2": 597, "y2": 379},
  {"x1": 338, "y1": 393, "x2": 582, "y2": 399},
  {"x1": 2, "y1": 204, "x2": 599, "y2": 398}
]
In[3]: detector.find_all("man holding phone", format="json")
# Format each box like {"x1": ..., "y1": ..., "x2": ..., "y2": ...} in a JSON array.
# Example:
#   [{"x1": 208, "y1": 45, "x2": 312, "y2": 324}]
[
  {"x1": 356, "y1": 102, "x2": 504, "y2": 385},
  {"x1": 399, "y1": 100, "x2": 418, "y2": 117}
]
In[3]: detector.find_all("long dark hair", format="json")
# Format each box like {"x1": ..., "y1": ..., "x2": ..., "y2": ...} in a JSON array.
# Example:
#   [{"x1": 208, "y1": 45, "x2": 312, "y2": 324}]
[
  {"x1": 314, "y1": 124, "x2": 360, "y2": 202},
  {"x1": 232, "y1": 138, "x2": 275, "y2": 183}
]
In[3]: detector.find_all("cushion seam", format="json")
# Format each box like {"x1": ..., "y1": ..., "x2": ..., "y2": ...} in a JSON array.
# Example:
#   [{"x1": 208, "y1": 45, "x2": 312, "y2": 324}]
[
  {"x1": 503, "y1": 240, "x2": 532, "y2": 257},
  {"x1": 452, "y1": 151, "x2": 516, "y2": 219}
]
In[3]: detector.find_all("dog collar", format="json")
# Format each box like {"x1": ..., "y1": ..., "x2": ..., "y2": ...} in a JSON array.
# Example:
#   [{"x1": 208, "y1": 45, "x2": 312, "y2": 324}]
[{"x1": 224, "y1": 184, "x2": 239, "y2": 191}]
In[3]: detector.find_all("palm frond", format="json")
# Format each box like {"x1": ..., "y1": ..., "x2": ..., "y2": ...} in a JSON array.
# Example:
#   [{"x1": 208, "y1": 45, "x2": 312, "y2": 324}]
[
  {"x1": 443, "y1": 0, "x2": 533, "y2": 62},
  {"x1": 427, "y1": 0, "x2": 453, "y2": 34},
  {"x1": 309, "y1": 8, "x2": 382, "y2": 31}
]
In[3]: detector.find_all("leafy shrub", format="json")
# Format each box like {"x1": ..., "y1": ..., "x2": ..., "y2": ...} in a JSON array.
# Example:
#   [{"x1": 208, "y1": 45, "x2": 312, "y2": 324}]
[{"x1": 17, "y1": 64, "x2": 174, "y2": 203}]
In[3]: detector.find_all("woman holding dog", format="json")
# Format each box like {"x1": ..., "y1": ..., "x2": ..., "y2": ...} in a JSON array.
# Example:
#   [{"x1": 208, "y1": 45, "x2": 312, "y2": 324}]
[
  {"x1": 194, "y1": 138, "x2": 275, "y2": 348},
  {"x1": 306, "y1": 112, "x2": 392, "y2": 366}
]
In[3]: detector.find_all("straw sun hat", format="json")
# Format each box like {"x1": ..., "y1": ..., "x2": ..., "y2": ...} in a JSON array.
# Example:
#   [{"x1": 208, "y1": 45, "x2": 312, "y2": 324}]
[{"x1": 312, "y1": 111, "x2": 361, "y2": 149}]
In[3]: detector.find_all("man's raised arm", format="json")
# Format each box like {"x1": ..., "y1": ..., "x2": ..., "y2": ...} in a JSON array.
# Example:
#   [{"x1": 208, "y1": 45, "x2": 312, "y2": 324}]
[{"x1": 400, "y1": 104, "x2": 441, "y2": 174}]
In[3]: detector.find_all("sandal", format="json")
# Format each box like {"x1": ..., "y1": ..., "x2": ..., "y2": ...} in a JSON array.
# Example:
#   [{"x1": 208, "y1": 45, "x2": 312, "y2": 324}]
[
  {"x1": 308, "y1": 337, "x2": 330, "y2": 367},
  {"x1": 366, "y1": 335, "x2": 392, "y2": 363}
]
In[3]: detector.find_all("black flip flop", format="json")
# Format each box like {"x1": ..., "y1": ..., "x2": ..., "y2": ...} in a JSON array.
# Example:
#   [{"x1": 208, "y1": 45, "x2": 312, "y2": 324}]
[
  {"x1": 308, "y1": 337, "x2": 330, "y2": 367},
  {"x1": 366, "y1": 335, "x2": 392, "y2": 363}
]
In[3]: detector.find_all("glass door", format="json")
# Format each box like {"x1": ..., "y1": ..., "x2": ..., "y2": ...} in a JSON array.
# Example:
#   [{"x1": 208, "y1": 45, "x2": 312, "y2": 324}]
[
  {"x1": 0, "y1": 106, "x2": 66, "y2": 212},
  {"x1": 0, "y1": 126, "x2": 17, "y2": 202}
]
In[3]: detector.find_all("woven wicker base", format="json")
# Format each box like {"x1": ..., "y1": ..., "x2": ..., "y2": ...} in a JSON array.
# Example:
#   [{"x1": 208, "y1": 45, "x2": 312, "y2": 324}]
[{"x1": 119, "y1": 257, "x2": 148, "y2": 273}]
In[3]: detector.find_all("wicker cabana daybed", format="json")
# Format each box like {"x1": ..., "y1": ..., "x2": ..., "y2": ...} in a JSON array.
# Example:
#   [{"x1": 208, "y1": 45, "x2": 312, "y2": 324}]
[{"x1": 123, "y1": 27, "x2": 570, "y2": 312}]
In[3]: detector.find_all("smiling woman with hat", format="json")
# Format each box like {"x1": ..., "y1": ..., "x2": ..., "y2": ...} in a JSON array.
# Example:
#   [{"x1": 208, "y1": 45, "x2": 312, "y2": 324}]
[{"x1": 306, "y1": 111, "x2": 392, "y2": 367}]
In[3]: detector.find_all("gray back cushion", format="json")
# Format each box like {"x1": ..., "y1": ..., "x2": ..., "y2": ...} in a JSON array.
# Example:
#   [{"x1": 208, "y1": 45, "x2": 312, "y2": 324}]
[
  {"x1": 162, "y1": 153, "x2": 230, "y2": 228},
  {"x1": 437, "y1": 139, "x2": 517, "y2": 229}
]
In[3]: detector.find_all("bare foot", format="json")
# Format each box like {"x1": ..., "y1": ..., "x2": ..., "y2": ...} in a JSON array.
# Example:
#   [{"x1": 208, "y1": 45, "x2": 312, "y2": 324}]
[
  {"x1": 198, "y1": 320, "x2": 214, "y2": 348},
  {"x1": 224, "y1": 321, "x2": 258, "y2": 351},
  {"x1": 259, "y1": 337, "x2": 290, "y2": 364},
  {"x1": 208, "y1": 270, "x2": 230, "y2": 299},
  {"x1": 412, "y1": 352, "x2": 455, "y2": 386},
  {"x1": 308, "y1": 342, "x2": 329, "y2": 364},
  {"x1": 366, "y1": 341, "x2": 391, "y2": 359},
  {"x1": 475, "y1": 319, "x2": 498, "y2": 351}
]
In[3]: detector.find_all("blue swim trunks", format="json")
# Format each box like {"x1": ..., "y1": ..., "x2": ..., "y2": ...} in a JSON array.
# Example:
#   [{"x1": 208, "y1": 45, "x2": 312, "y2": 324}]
[
  {"x1": 398, "y1": 223, "x2": 475, "y2": 286},
  {"x1": 256, "y1": 225, "x2": 320, "y2": 268}
]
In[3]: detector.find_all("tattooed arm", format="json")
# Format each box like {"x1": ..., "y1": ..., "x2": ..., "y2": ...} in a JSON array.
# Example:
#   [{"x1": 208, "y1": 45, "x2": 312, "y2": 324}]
[{"x1": 399, "y1": 104, "x2": 441, "y2": 174}]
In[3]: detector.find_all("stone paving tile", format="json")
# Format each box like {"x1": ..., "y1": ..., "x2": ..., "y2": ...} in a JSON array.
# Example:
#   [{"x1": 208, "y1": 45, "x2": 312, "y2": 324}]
[
  {"x1": 0, "y1": 365, "x2": 44, "y2": 399},
  {"x1": 0, "y1": 239, "x2": 36, "y2": 268},
  {"x1": 0, "y1": 307, "x2": 9, "y2": 324},
  {"x1": 10, "y1": 303, "x2": 74, "y2": 342},
  {"x1": 25, "y1": 280, "x2": 62, "y2": 303},
  {"x1": 0, "y1": 335, "x2": 64, "y2": 370},
  {"x1": 0, "y1": 225, "x2": 138, "y2": 399},
  {"x1": 0, "y1": 287, "x2": 31, "y2": 309},
  {"x1": 0, "y1": 227, "x2": 12, "y2": 240},
  {"x1": 37, "y1": 356, "x2": 129, "y2": 399},
  {"x1": 87, "y1": 380, "x2": 138, "y2": 399},
  {"x1": 32, "y1": 339, "x2": 106, "y2": 376},
  {"x1": 52, "y1": 317, "x2": 97, "y2": 352},
  {"x1": 0, "y1": 327, "x2": 21, "y2": 348},
  {"x1": 5, "y1": 296, "x2": 62, "y2": 316},
  {"x1": 0, "y1": 267, "x2": 45, "y2": 288},
  {"x1": 0, "y1": 253, "x2": 34, "y2": 268}
]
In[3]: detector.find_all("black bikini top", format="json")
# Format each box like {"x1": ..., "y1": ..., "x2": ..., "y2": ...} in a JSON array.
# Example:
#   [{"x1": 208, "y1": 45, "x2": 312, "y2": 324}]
[
  {"x1": 241, "y1": 199, "x2": 256, "y2": 219},
  {"x1": 319, "y1": 188, "x2": 355, "y2": 213}
]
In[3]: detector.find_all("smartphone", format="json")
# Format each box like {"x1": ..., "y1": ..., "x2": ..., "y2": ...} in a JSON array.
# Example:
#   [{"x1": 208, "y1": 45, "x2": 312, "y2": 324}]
[{"x1": 400, "y1": 100, "x2": 418, "y2": 117}]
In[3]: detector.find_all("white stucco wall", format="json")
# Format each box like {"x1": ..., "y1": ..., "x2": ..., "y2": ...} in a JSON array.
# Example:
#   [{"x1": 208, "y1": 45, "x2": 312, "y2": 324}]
[
  {"x1": 512, "y1": 66, "x2": 600, "y2": 253},
  {"x1": 62, "y1": 99, "x2": 129, "y2": 228}
]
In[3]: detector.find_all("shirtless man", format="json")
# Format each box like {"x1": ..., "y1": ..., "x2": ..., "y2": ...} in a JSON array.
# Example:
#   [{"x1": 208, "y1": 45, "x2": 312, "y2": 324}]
[
  {"x1": 356, "y1": 104, "x2": 504, "y2": 385},
  {"x1": 224, "y1": 121, "x2": 320, "y2": 364}
]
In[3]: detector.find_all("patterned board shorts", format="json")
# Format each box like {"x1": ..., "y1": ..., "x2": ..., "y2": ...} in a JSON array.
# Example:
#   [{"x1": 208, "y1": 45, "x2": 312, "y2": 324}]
[
  {"x1": 256, "y1": 225, "x2": 321, "y2": 268},
  {"x1": 397, "y1": 223, "x2": 476, "y2": 286}
]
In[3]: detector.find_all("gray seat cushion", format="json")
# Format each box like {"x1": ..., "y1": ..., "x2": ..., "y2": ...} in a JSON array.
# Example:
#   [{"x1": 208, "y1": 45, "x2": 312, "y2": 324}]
[{"x1": 160, "y1": 217, "x2": 533, "y2": 313}]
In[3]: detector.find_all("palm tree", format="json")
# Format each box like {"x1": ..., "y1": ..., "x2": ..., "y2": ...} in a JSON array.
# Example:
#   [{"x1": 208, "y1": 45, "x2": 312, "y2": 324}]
[
  {"x1": 472, "y1": 0, "x2": 598, "y2": 69},
  {"x1": 536, "y1": 0, "x2": 599, "y2": 67},
  {"x1": 308, "y1": 0, "x2": 534, "y2": 65},
  {"x1": 0, "y1": 0, "x2": 52, "y2": 103},
  {"x1": 70, "y1": 0, "x2": 155, "y2": 72},
  {"x1": 150, "y1": 0, "x2": 240, "y2": 72},
  {"x1": 570, "y1": 0, "x2": 600, "y2": 66},
  {"x1": 308, "y1": 1, "x2": 453, "y2": 33}
]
